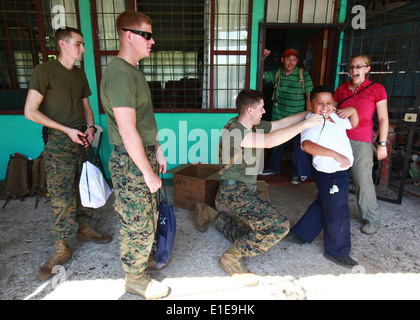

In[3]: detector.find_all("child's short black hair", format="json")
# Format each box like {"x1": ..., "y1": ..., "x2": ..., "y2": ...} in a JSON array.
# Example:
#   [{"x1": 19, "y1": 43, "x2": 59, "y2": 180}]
[{"x1": 310, "y1": 85, "x2": 334, "y2": 102}]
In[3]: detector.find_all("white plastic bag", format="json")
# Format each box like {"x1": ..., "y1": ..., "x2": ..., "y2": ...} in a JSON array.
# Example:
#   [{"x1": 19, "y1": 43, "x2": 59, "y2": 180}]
[{"x1": 79, "y1": 161, "x2": 112, "y2": 208}]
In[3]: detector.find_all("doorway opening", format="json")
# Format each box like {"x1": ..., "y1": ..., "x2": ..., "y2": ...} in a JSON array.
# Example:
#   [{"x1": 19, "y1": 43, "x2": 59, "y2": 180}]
[{"x1": 258, "y1": 25, "x2": 338, "y2": 185}]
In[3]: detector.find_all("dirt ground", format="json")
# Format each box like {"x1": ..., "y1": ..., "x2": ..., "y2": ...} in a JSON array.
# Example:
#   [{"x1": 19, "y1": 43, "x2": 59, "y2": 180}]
[{"x1": 0, "y1": 183, "x2": 419, "y2": 301}]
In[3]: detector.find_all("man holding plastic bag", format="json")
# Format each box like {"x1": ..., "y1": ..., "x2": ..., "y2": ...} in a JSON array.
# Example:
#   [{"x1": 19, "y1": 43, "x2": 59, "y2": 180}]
[
  {"x1": 24, "y1": 27, "x2": 111, "y2": 281},
  {"x1": 79, "y1": 153, "x2": 112, "y2": 209}
]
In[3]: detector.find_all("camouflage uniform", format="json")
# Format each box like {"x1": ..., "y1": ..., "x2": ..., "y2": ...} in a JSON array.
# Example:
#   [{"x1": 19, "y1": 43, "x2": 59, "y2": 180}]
[
  {"x1": 29, "y1": 59, "x2": 93, "y2": 242},
  {"x1": 44, "y1": 134, "x2": 93, "y2": 241},
  {"x1": 216, "y1": 118, "x2": 289, "y2": 258},
  {"x1": 109, "y1": 148, "x2": 158, "y2": 275},
  {"x1": 215, "y1": 182, "x2": 289, "y2": 257},
  {"x1": 101, "y1": 57, "x2": 161, "y2": 277}
]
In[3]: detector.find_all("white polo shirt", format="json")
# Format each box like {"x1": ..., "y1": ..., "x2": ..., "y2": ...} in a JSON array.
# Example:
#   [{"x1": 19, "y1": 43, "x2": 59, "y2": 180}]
[{"x1": 301, "y1": 112, "x2": 354, "y2": 173}]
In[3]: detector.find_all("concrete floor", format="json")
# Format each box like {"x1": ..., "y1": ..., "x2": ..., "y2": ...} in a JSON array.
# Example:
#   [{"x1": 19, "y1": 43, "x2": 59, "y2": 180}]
[{"x1": 0, "y1": 182, "x2": 419, "y2": 301}]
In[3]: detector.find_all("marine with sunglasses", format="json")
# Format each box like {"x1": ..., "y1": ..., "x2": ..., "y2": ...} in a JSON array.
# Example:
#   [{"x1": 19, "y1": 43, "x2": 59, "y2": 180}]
[{"x1": 100, "y1": 11, "x2": 169, "y2": 300}]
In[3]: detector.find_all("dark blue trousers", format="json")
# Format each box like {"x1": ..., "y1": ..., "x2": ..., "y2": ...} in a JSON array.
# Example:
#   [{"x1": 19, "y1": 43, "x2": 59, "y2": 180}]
[
  {"x1": 291, "y1": 169, "x2": 351, "y2": 257},
  {"x1": 268, "y1": 136, "x2": 299, "y2": 176}
]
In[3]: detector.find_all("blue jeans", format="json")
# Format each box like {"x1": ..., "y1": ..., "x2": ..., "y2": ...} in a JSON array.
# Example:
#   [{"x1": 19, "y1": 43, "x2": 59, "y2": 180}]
[
  {"x1": 291, "y1": 169, "x2": 351, "y2": 257},
  {"x1": 267, "y1": 136, "x2": 299, "y2": 176}
]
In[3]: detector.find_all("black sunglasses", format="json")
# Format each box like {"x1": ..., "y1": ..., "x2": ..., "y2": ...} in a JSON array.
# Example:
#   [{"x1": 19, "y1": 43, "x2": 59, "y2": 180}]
[{"x1": 122, "y1": 28, "x2": 153, "y2": 40}]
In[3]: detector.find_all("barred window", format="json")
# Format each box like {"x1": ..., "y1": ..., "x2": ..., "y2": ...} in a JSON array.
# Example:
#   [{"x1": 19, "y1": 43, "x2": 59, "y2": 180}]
[
  {"x1": 93, "y1": 0, "x2": 252, "y2": 112},
  {"x1": 266, "y1": 0, "x2": 336, "y2": 24},
  {"x1": 91, "y1": 0, "x2": 132, "y2": 114},
  {"x1": 0, "y1": 0, "x2": 80, "y2": 114},
  {"x1": 338, "y1": 0, "x2": 420, "y2": 204},
  {"x1": 1, "y1": 0, "x2": 252, "y2": 113}
]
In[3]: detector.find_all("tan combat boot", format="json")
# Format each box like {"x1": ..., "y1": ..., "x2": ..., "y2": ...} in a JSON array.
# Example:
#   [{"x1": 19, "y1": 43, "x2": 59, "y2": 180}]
[
  {"x1": 125, "y1": 272, "x2": 170, "y2": 300},
  {"x1": 218, "y1": 245, "x2": 259, "y2": 287},
  {"x1": 194, "y1": 202, "x2": 218, "y2": 232},
  {"x1": 77, "y1": 221, "x2": 112, "y2": 244},
  {"x1": 37, "y1": 240, "x2": 72, "y2": 281}
]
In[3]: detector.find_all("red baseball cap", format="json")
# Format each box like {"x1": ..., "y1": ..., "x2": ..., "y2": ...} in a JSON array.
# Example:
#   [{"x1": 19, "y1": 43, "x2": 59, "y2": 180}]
[{"x1": 283, "y1": 49, "x2": 299, "y2": 58}]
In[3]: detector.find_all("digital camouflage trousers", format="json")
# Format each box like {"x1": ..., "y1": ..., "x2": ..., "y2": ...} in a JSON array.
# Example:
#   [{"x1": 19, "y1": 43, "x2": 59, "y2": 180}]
[
  {"x1": 109, "y1": 148, "x2": 158, "y2": 275},
  {"x1": 44, "y1": 134, "x2": 93, "y2": 241},
  {"x1": 215, "y1": 182, "x2": 289, "y2": 258}
]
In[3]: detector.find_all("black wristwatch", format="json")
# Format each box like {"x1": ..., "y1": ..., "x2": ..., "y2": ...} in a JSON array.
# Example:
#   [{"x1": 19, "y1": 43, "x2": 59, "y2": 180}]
[
  {"x1": 88, "y1": 125, "x2": 97, "y2": 133},
  {"x1": 379, "y1": 141, "x2": 387, "y2": 147}
]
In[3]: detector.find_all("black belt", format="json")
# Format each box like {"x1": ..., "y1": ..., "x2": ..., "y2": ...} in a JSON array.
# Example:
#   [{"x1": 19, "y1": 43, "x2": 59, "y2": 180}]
[
  {"x1": 72, "y1": 125, "x2": 88, "y2": 132},
  {"x1": 114, "y1": 145, "x2": 156, "y2": 153},
  {"x1": 48, "y1": 125, "x2": 87, "y2": 136},
  {"x1": 219, "y1": 179, "x2": 256, "y2": 191}
]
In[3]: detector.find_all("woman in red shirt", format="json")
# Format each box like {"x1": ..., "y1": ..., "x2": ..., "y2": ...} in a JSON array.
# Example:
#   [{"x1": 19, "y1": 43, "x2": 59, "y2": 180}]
[{"x1": 334, "y1": 54, "x2": 389, "y2": 235}]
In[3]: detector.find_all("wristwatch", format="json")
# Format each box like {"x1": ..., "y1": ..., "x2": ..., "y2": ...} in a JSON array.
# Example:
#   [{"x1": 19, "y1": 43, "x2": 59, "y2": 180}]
[
  {"x1": 88, "y1": 125, "x2": 97, "y2": 133},
  {"x1": 379, "y1": 141, "x2": 387, "y2": 147}
]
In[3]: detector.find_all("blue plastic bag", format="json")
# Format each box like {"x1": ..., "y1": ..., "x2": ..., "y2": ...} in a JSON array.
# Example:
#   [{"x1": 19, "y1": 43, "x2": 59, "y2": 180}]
[{"x1": 152, "y1": 182, "x2": 176, "y2": 269}]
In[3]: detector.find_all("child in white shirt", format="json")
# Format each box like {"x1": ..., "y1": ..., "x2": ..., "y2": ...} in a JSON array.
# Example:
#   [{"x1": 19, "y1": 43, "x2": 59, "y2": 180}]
[{"x1": 288, "y1": 86, "x2": 360, "y2": 268}]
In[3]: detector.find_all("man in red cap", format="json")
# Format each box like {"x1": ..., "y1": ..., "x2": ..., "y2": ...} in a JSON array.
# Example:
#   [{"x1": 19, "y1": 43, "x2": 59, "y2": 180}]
[{"x1": 261, "y1": 48, "x2": 313, "y2": 184}]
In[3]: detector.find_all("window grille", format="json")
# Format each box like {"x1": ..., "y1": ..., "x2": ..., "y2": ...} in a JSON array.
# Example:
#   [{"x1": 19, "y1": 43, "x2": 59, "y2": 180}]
[
  {"x1": 92, "y1": 0, "x2": 252, "y2": 112},
  {"x1": 91, "y1": 0, "x2": 132, "y2": 113},
  {"x1": 2, "y1": 0, "x2": 252, "y2": 113},
  {"x1": 339, "y1": 0, "x2": 420, "y2": 203},
  {"x1": 265, "y1": 0, "x2": 337, "y2": 24},
  {"x1": 0, "y1": 0, "x2": 80, "y2": 114},
  {"x1": 138, "y1": 0, "x2": 252, "y2": 111}
]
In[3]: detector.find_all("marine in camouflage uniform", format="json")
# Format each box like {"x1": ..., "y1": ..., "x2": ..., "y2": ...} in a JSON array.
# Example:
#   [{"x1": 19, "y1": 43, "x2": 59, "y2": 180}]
[
  {"x1": 214, "y1": 115, "x2": 290, "y2": 287},
  {"x1": 25, "y1": 27, "x2": 111, "y2": 281},
  {"x1": 101, "y1": 56, "x2": 162, "y2": 278},
  {"x1": 100, "y1": 11, "x2": 170, "y2": 299},
  {"x1": 195, "y1": 89, "x2": 322, "y2": 286}
]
